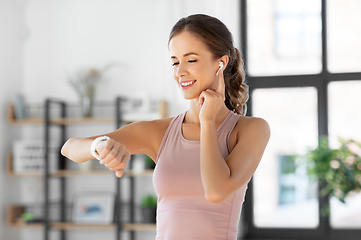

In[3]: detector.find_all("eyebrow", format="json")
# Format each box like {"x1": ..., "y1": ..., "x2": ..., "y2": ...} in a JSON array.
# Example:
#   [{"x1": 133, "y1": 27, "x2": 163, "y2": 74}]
[{"x1": 170, "y1": 52, "x2": 199, "y2": 59}]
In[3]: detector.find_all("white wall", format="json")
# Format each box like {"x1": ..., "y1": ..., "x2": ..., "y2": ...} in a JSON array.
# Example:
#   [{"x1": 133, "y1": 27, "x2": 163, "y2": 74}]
[
  {"x1": 22, "y1": 0, "x2": 240, "y2": 117},
  {"x1": 1, "y1": 0, "x2": 240, "y2": 239},
  {"x1": 0, "y1": 0, "x2": 26, "y2": 239}
]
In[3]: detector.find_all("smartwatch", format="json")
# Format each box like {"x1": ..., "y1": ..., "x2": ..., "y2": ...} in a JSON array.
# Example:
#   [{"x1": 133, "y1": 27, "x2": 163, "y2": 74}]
[{"x1": 90, "y1": 136, "x2": 110, "y2": 160}]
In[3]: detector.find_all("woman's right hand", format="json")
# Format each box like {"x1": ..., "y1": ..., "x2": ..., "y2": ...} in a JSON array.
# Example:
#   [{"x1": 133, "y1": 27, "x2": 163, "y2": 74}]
[{"x1": 95, "y1": 138, "x2": 131, "y2": 178}]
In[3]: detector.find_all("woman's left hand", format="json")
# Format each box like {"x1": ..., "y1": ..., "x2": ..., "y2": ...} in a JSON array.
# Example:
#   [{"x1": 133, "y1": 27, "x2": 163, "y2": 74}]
[{"x1": 198, "y1": 69, "x2": 226, "y2": 123}]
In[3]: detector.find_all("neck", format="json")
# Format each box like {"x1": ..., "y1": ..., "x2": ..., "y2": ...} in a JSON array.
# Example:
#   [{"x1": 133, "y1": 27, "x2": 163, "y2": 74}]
[{"x1": 185, "y1": 98, "x2": 230, "y2": 124}]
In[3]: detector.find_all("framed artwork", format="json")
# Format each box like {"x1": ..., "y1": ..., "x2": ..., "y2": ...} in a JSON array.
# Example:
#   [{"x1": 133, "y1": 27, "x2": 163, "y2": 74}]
[{"x1": 72, "y1": 192, "x2": 115, "y2": 225}]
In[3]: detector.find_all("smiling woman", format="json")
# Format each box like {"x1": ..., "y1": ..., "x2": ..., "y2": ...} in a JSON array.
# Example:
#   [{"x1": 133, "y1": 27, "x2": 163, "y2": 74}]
[{"x1": 61, "y1": 13, "x2": 270, "y2": 240}]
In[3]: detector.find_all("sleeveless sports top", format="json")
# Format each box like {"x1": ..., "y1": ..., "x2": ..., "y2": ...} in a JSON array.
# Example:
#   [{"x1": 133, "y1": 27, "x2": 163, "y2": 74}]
[{"x1": 153, "y1": 111, "x2": 248, "y2": 240}]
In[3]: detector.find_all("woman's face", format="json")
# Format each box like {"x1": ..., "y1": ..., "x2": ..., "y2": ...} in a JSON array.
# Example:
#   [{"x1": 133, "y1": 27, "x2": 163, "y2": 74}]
[{"x1": 169, "y1": 31, "x2": 219, "y2": 100}]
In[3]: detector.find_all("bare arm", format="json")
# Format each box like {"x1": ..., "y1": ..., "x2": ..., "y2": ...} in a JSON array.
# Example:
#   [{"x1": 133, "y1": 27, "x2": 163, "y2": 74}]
[
  {"x1": 200, "y1": 117, "x2": 270, "y2": 203},
  {"x1": 61, "y1": 119, "x2": 171, "y2": 177}
]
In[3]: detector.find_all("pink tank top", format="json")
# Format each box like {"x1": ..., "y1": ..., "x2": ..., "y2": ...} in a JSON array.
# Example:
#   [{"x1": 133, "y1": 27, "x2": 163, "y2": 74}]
[{"x1": 153, "y1": 111, "x2": 248, "y2": 240}]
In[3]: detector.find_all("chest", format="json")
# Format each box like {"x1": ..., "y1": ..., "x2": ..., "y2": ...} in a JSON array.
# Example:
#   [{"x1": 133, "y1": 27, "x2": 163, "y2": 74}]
[{"x1": 181, "y1": 123, "x2": 238, "y2": 151}]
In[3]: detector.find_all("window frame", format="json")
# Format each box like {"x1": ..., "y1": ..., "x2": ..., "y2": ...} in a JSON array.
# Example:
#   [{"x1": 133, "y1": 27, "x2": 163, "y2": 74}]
[{"x1": 240, "y1": 0, "x2": 361, "y2": 239}]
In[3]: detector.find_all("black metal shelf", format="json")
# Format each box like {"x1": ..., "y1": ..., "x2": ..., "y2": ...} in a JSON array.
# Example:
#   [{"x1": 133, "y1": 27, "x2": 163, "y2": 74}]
[{"x1": 41, "y1": 97, "x2": 156, "y2": 240}]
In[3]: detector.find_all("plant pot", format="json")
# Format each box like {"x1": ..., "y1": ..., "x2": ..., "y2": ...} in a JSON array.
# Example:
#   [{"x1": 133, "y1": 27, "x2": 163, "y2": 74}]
[
  {"x1": 141, "y1": 207, "x2": 156, "y2": 223},
  {"x1": 144, "y1": 161, "x2": 156, "y2": 169},
  {"x1": 144, "y1": 155, "x2": 156, "y2": 169}
]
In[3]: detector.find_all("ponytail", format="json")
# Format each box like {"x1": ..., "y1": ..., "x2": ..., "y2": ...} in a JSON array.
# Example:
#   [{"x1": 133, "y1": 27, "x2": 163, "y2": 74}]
[{"x1": 224, "y1": 47, "x2": 249, "y2": 116}]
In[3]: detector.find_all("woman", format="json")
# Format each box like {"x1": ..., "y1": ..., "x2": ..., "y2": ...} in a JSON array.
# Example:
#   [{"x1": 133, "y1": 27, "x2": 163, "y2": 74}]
[{"x1": 61, "y1": 14, "x2": 270, "y2": 240}]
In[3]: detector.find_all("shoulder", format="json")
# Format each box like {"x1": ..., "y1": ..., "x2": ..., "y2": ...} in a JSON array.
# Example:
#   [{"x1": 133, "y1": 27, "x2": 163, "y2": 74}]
[
  {"x1": 148, "y1": 116, "x2": 175, "y2": 132},
  {"x1": 129, "y1": 116, "x2": 175, "y2": 136},
  {"x1": 235, "y1": 116, "x2": 270, "y2": 141}
]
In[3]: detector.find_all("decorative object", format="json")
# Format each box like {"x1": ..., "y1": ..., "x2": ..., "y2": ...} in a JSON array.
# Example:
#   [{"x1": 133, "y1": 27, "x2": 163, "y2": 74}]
[
  {"x1": 301, "y1": 137, "x2": 361, "y2": 215},
  {"x1": 144, "y1": 154, "x2": 156, "y2": 169},
  {"x1": 68, "y1": 64, "x2": 116, "y2": 117},
  {"x1": 12, "y1": 140, "x2": 58, "y2": 173},
  {"x1": 12, "y1": 93, "x2": 27, "y2": 119},
  {"x1": 140, "y1": 194, "x2": 157, "y2": 223},
  {"x1": 72, "y1": 192, "x2": 115, "y2": 225},
  {"x1": 121, "y1": 92, "x2": 150, "y2": 113}
]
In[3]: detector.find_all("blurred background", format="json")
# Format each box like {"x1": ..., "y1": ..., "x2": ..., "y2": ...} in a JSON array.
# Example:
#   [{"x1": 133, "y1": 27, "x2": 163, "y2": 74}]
[{"x1": 0, "y1": 0, "x2": 360, "y2": 240}]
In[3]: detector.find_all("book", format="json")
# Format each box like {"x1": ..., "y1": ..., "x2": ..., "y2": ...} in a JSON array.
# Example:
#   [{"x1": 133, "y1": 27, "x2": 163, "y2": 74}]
[{"x1": 12, "y1": 93, "x2": 27, "y2": 119}]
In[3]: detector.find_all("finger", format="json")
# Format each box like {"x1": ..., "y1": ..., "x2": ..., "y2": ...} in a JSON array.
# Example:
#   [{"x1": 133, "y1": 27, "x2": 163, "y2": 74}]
[
  {"x1": 198, "y1": 92, "x2": 205, "y2": 106},
  {"x1": 106, "y1": 158, "x2": 123, "y2": 169},
  {"x1": 205, "y1": 89, "x2": 221, "y2": 99},
  {"x1": 98, "y1": 140, "x2": 114, "y2": 160},
  {"x1": 217, "y1": 69, "x2": 226, "y2": 102},
  {"x1": 108, "y1": 150, "x2": 130, "y2": 170},
  {"x1": 115, "y1": 169, "x2": 125, "y2": 178},
  {"x1": 121, "y1": 150, "x2": 131, "y2": 166},
  {"x1": 99, "y1": 148, "x2": 118, "y2": 165},
  {"x1": 106, "y1": 150, "x2": 123, "y2": 168},
  {"x1": 105, "y1": 143, "x2": 127, "y2": 163}
]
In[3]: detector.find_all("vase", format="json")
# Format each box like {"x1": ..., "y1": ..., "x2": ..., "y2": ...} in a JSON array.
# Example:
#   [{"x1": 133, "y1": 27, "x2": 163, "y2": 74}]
[
  {"x1": 81, "y1": 95, "x2": 94, "y2": 117},
  {"x1": 141, "y1": 207, "x2": 156, "y2": 223}
]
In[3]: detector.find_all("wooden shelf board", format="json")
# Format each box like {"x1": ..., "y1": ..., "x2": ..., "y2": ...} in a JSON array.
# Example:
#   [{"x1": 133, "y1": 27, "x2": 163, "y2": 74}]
[
  {"x1": 9, "y1": 117, "x2": 115, "y2": 125},
  {"x1": 8, "y1": 201, "x2": 156, "y2": 232},
  {"x1": 9, "y1": 221, "x2": 156, "y2": 231},
  {"x1": 8, "y1": 117, "x2": 154, "y2": 125},
  {"x1": 9, "y1": 118, "x2": 44, "y2": 125},
  {"x1": 7, "y1": 100, "x2": 169, "y2": 125},
  {"x1": 51, "y1": 222, "x2": 116, "y2": 230},
  {"x1": 9, "y1": 220, "x2": 43, "y2": 228},
  {"x1": 8, "y1": 169, "x2": 154, "y2": 177},
  {"x1": 51, "y1": 117, "x2": 114, "y2": 125},
  {"x1": 122, "y1": 223, "x2": 157, "y2": 231},
  {"x1": 52, "y1": 170, "x2": 113, "y2": 177},
  {"x1": 8, "y1": 152, "x2": 153, "y2": 177},
  {"x1": 125, "y1": 169, "x2": 154, "y2": 177}
]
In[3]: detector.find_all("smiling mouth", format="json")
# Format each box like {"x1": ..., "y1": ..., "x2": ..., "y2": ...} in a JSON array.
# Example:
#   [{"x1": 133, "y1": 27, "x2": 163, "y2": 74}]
[{"x1": 180, "y1": 80, "x2": 196, "y2": 87}]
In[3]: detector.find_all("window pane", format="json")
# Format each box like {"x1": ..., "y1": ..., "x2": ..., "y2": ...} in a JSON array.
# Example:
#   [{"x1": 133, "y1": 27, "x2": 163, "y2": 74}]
[
  {"x1": 252, "y1": 87, "x2": 319, "y2": 228},
  {"x1": 328, "y1": 81, "x2": 361, "y2": 228},
  {"x1": 248, "y1": 0, "x2": 322, "y2": 76},
  {"x1": 328, "y1": 0, "x2": 361, "y2": 73}
]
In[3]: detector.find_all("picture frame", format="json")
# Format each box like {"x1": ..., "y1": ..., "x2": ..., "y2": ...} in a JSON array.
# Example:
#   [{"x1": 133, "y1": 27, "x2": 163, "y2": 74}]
[{"x1": 72, "y1": 192, "x2": 115, "y2": 225}]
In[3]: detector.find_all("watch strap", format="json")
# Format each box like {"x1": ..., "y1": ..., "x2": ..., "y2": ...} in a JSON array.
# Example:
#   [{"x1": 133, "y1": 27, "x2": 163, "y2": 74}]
[{"x1": 90, "y1": 136, "x2": 110, "y2": 160}]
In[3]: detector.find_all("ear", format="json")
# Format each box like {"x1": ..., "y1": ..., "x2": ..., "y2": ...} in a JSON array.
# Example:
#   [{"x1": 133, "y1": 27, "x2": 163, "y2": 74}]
[{"x1": 219, "y1": 55, "x2": 229, "y2": 70}]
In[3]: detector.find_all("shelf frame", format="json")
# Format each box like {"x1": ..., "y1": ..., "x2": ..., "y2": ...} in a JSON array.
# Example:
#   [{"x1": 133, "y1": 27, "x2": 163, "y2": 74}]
[{"x1": 7, "y1": 97, "x2": 163, "y2": 240}]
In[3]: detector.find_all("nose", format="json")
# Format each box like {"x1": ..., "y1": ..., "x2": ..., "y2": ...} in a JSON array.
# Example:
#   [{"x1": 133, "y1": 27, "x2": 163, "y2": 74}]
[{"x1": 175, "y1": 62, "x2": 188, "y2": 78}]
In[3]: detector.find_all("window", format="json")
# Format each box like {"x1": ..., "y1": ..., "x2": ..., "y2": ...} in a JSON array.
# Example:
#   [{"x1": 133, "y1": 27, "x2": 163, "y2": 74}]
[
  {"x1": 328, "y1": 81, "x2": 361, "y2": 229},
  {"x1": 241, "y1": 0, "x2": 361, "y2": 239},
  {"x1": 247, "y1": 0, "x2": 322, "y2": 76},
  {"x1": 252, "y1": 87, "x2": 318, "y2": 228}
]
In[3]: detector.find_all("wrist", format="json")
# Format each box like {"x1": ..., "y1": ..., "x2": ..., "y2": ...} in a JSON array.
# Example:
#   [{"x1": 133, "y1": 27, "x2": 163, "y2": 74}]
[
  {"x1": 201, "y1": 119, "x2": 216, "y2": 130},
  {"x1": 90, "y1": 136, "x2": 110, "y2": 160}
]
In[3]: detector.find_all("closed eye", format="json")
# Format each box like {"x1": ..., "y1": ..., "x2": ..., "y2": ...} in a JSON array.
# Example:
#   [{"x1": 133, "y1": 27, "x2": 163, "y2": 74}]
[{"x1": 172, "y1": 60, "x2": 197, "y2": 67}]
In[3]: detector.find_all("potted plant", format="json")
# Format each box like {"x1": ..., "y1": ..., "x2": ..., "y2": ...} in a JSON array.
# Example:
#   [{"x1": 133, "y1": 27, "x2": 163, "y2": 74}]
[
  {"x1": 144, "y1": 154, "x2": 156, "y2": 169},
  {"x1": 302, "y1": 137, "x2": 361, "y2": 215},
  {"x1": 140, "y1": 194, "x2": 157, "y2": 223}
]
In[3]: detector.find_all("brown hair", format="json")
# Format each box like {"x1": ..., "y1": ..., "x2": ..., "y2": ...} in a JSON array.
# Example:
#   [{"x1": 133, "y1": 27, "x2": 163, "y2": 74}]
[{"x1": 169, "y1": 14, "x2": 249, "y2": 115}]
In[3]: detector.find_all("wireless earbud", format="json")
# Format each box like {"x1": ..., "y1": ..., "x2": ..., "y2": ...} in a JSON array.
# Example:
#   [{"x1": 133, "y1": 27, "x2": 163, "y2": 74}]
[{"x1": 216, "y1": 62, "x2": 224, "y2": 76}]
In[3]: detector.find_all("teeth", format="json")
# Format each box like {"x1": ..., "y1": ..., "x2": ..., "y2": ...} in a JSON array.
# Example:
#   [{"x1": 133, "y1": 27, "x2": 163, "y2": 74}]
[{"x1": 181, "y1": 81, "x2": 194, "y2": 87}]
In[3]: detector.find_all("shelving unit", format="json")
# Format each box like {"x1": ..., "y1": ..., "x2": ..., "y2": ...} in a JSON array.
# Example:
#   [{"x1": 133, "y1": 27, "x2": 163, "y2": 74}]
[{"x1": 7, "y1": 97, "x2": 166, "y2": 240}]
